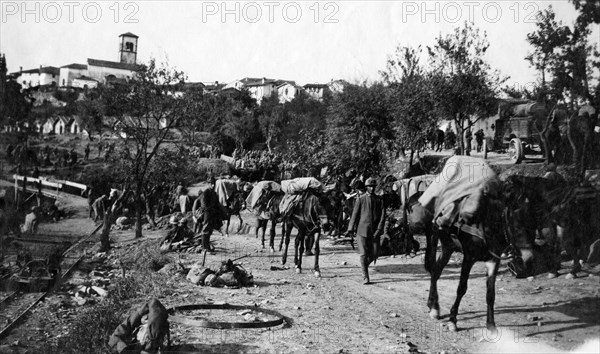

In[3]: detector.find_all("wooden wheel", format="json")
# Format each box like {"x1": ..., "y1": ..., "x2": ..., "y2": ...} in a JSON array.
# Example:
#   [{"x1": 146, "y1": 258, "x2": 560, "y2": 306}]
[{"x1": 508, "y1": 138, "x2": 524, "y2": 164}]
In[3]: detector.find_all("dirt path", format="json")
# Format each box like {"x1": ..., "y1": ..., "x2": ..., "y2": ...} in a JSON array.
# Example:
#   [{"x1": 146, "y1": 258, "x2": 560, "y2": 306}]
[{"x1": 1, "y1": 203, "x2": 599, "y2": 353}]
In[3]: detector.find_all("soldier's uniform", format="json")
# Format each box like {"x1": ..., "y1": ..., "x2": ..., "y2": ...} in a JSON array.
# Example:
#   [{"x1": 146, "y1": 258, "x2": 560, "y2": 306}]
[{"x1": 348, "y1": 177, "x2": 386, "y2": 284}]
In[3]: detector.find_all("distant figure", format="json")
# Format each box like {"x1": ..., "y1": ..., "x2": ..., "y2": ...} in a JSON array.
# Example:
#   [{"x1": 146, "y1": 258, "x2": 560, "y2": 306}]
[
  {"x1": 464, "y1": 129, "x2": 473, "y2": 156},
  {"x1": 84, "y1": 144, "x2": 91, "y2": 160},
  {"x1": 21, "y1": 206, "x2": 39, "y2": 235},
  {"x1": 475, "y1": 129, "x2": 485, "y2": 152}
]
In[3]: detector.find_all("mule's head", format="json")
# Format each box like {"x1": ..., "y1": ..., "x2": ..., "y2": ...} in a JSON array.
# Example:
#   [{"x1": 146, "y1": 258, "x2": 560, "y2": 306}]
[{"x1": 404, "y1": 191, "x2": 433, "y2": 234}]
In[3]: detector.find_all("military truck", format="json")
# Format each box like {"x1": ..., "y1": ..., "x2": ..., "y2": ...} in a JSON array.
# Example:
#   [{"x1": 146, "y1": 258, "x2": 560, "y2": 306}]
[{"x1": 493, "y1": 100, "x2": 547, "y2": 164}]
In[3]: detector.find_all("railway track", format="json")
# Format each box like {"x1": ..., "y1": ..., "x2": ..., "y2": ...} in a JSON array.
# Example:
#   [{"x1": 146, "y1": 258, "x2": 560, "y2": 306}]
[
  {"x1": 0, "y1": 291, "x2": 47, "y2": 339},
  {"x1": 0, "y1": 224, "x2": 101, "y2": 340}
]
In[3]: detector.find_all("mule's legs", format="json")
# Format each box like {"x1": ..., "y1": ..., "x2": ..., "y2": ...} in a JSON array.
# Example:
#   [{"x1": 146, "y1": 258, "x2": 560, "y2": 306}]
[
  {"x1": 447, "y1": 256, "x2": 475, "y2": 332},
  {"x1": 558, "y1": 225, "x2": 583, "y2": 279},
  {"x1": 484, "y1": 259, "x2": 500, "y2": 333},
  {"x1": 305, "y1": 231, "x2": 315, "y2": 256},
  {"x1": 236, "y1": 214, "x2": 243, "y2": 233},
  {"x1": 279, "y1": 220, "x2": 287, "y2": 252},
  {"x1": 281, "y1": 220, "x2": 292, "y2": 265},
  {"x1": 294, "y1": 228, "x2": 305, "y2": 273},
  {"x1": 313, "y1": 229, "x2": 321, "y2": 277},
  {"x1": 224, "y1": 214, "x2": 231, "y2": 237},
  {"x1": 269, "y1": 220, "x2": 277, "y2": 252},
  {"x1": 258, "y1": 220, "x2": 267, "y2": 248},
  {"x1": 428, "y1": 238, "x2": 453, "y2": 320}
]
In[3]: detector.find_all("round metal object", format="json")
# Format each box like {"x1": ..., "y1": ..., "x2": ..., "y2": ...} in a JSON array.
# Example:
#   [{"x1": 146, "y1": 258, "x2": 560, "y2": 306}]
[
  {"x1": 167, "y1": 303, "x2": 286, "y2": 329},
  {"x1": 508, "y1": 138, "x2": 524, "y2": 164}
]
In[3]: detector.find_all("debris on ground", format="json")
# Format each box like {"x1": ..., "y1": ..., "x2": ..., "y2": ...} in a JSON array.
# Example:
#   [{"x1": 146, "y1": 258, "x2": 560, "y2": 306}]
[{"x1": 186, "y1": 259, "x2": 253, "y2": 288}]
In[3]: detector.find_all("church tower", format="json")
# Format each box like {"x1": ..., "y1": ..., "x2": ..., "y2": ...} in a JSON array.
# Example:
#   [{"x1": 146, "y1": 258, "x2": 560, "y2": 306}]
[{"x1": 119, "y1": 32, "x2": 138, "y2": 64}]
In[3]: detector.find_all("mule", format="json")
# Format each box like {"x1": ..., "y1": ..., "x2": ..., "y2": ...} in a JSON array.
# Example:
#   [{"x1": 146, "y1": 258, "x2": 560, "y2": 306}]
[
  {"x1": 503, "y1": 175, "x2": 600, "y2": 279},
  {"x1": 407, "y1": 190, "x2": 512, "y2": 333},
  {"x1": 222, "y1": 190, "x2": 247, "y2": 236},
  {"x1": 280, "y1": 190, "x2": 331, "y2": 277}
]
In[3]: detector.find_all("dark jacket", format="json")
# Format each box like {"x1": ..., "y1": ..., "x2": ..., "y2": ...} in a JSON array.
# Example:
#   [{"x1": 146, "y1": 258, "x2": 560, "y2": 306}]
[{"x1": 348, "y1": 192, "x2": 386, "y2": 238}]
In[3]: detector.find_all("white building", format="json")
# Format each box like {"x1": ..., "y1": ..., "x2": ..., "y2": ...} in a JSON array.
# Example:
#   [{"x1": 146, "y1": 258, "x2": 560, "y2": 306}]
[
  {"x1": 12, "y1": 66, "x2": 59, "y2": 88},
  {"x1": 304, "y1": 83, "x2": 329, "y2": 101},
  {"x1": 72, "y1": 76, "x2": 99, "y2": 89},
  {"x1": 277, "y1": 82, "x2": 301, "y2": 103},
  {"x1": 59, "y1": 63, "x2": 87, "y2": 87}
]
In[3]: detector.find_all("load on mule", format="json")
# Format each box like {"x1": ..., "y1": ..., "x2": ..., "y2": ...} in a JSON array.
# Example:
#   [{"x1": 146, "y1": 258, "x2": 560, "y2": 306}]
[
  {"x1": 245, "y1": 181, "x2": 283, "y2": 249},
  {"x1": 278, "y1": 177, "x2": 331, "y2": 277},
  {"x1": 214, "y1": 179, "x2": 247, "y2": 236},
  {"x1": 407, "y1": 156, "x2": 520, "y2": 333}
]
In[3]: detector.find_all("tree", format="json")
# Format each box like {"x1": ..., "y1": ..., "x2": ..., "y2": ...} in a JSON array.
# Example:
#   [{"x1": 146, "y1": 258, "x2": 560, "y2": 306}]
[
  {"x1": 427, "y1": 22, "x2": 505, "y2": 155},
  {"x1": 0, "y1": 54, "x2": 32, "y2": 129},
  {"x1": 324, "y1": 83, "x2": 394, "y2": 175},
  {"x1": 258, "y1": 93, "x2": 287, "y2": 153},
  {"x1": 382, "y1": 45, "x2": 439, "y2": 165},
  {"x1": 84, "y1": 59, "x2": 196, "y2": 242},
  {"x1": 526, "y1": 4, "x2": 600, "y2": 108}
]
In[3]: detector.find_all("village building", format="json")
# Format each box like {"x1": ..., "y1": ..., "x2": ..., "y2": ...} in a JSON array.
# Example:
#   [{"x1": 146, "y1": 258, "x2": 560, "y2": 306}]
[
  {"x1": 11, "y1": 66, "x2": 60, "y2": 89},
  {"x1": 304, "y1": 83, "x2": 329, "y2": 101},
  {"x1": 59, "y1": 63, "x2": 87, "y2": 87},
  {"x1": 277, "y1": 82, "x2": 301, "y2": 103}
]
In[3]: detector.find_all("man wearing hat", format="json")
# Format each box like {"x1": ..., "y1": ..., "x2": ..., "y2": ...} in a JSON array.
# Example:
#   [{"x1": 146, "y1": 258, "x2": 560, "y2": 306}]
[
  {"x1": 347, "y1": 177, "x2": 386, "y2": 284},
  {"x1": 192, "y1": 177, "x2": 222, "y2": 252}
]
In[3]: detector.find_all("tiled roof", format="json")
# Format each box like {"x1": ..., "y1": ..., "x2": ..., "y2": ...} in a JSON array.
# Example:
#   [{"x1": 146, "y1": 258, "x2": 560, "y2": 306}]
[
  {"x1": 13, "y1": 66, "x2": 60, "y2": 75},
  {"x1": 61, "y1": 63, "x2": 87, "y2": 70},
  {"x1": 304, "y1": 83, "x2": 328, "y2": 88},
  {"x1": 119, "y1": 32, "x2": 139, "y2": 38},
  {"x1": 88, "y1": 58, "x2": 138, "y2": 71}
]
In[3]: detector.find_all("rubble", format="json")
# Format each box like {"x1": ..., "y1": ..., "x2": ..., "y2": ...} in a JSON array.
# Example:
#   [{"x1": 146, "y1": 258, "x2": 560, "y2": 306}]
[{"x1": 185, "y1": 259, "x2": 254, "y2": 288}]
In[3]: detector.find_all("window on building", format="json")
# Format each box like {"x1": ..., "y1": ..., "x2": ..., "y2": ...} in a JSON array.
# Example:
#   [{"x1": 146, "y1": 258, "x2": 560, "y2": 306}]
[
  {"x1": 125, "y1": 42, "x2": 134, "y2": 51},
  {"x1": 62, "y1": 79, "x2": 65, "y2": 86}
]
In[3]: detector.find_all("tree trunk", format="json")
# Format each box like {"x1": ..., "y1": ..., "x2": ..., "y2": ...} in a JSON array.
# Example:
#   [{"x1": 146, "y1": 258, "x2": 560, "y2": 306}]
[
  {"x1": 455, "y1": 118, "x2": 464, "y2": 155},
  {"x1": 135, "y1": 195, "x2": 143, "y2": 238}
]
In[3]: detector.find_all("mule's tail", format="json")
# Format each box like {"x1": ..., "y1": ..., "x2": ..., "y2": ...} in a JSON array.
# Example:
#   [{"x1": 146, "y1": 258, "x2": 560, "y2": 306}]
[{"x1": 424, "y1": 226, "x2": 437, "y2": 275}]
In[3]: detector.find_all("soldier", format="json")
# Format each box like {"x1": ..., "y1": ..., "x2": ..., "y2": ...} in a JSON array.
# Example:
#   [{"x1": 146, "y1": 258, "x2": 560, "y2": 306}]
[
  {"x1": 464, "y1": 128, "x2": 473, "y2": 156},
  {"x1": 84, "y1": 144, "x2": 91, "y2": 160},
  {"x1": 347, "y1": 177, "x2": 386, "y2": 285},
  {"x1": 192, "y1": 177, "x2": 222, "y2": 252},
  {"x1": 475, "y1": 129, "x2": 485, "y2": 152}
]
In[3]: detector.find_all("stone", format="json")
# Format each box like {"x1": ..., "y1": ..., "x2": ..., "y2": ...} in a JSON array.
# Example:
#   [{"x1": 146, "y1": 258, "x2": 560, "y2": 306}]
[
  {"x1": 390, "y1": 313, "x2": 399, "y2": 318},
  {"x1": 186, "y1": 265, "x2": 213, "y2": 285},
  {"x1": 243, "y1": 314, "x2": 259, "y2": 322}
]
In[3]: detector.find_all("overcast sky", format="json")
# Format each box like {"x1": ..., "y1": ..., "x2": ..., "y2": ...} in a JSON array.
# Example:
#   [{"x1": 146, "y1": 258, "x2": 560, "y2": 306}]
[{"x1": 1, "y1": 1, "x2": 598, "y2": 88}]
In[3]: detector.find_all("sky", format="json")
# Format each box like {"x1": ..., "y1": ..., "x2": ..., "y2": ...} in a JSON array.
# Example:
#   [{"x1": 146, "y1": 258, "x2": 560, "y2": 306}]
[{"x1": 1, "y1": 1, "x2": 599, "y2": 88}]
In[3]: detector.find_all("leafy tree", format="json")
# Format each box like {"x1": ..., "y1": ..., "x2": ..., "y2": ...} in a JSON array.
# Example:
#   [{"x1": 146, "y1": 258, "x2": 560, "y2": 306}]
[
  {"x1": 382, "y1": 45, "x2": 439, "y2": 165},
  {"x1": 526, "y1": 4, "x2": 600, "y2": 108},
  {"x1": 427, "y1": 22, "x2": 505, "y2": 155},
  {"x1": 221, "y1": 103, "x2": 260, "y2": 150},
  {"x1": 258, "y1": 93, "x2": 287, "y2": 153},
  {"x1": 324, "y1": 82, "x2": 394, "y2": 175},
  {"x1": 0, "y1": 55, "x2": 32, "y2": 129},
  {"x1": 83, "y1": 59, "x2": 197, "y2": 243}
]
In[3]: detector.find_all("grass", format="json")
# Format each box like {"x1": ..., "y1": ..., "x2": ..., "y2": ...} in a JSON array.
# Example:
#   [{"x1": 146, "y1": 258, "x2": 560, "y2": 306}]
[{"x1": 40, "y1": 239, "x2": 175, "y2": 353}]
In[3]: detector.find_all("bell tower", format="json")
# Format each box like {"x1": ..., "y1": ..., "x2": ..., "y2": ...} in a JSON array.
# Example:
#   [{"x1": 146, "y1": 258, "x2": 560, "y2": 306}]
[{"x1": 119, "y1": 32, "x2": 138, "y2": 64}]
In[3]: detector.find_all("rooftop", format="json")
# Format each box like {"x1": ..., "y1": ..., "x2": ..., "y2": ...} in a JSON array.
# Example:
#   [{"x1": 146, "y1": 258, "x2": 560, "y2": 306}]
[{"x1": 88, "y1": 58, "x2": 138, "y2": 71}]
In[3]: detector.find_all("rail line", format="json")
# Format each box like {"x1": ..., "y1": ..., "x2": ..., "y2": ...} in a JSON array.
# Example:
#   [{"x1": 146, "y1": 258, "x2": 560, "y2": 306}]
[{"x1": 0, "y1": 223, "x2": 101, "y2": 340}]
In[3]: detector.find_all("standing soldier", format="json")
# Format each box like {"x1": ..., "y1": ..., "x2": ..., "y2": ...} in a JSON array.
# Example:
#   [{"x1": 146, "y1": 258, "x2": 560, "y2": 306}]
[
  {"x1": 464, "y1": 128, "x2": 473, "y2": 156},
  {"x1": 192, "y1": 177, "x2": 222, "y2": 253},
  {"x1": 475, "y1": 129, "x2": 485, "y2": 152},
  {"x1": 84, "y1": 144, "x2": 91, "y2": 161},
  {"x1": 347, "y1": 177, "x2": 386, "y2": 285}
]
